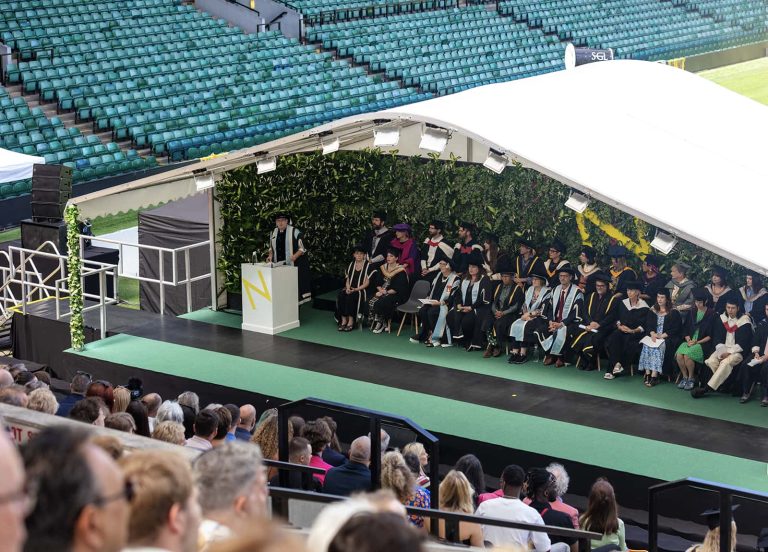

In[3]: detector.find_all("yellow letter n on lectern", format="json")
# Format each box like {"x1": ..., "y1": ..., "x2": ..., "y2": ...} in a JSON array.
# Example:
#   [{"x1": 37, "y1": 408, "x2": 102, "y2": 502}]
[{"x1": 243, "y1": 270, "x2": 272, "y2": 310}]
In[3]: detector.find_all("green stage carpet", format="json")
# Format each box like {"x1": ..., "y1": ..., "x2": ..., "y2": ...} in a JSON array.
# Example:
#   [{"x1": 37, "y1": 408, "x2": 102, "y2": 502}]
[
  {"x1": 181, "y1": 307, "x2": 768, "y2": 429},
  {"x1": 70, "y1": 332, "x2": 768, "y2": 492}
]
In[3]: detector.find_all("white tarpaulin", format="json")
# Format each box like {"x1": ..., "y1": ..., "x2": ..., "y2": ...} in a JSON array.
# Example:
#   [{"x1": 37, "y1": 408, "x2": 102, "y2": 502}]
[
  {"x1": 0, "y1": 147, "x2": 44, "y2": 184},
  {"x1": 70, "y1": 59, "x2": 768, "y2": 272}
]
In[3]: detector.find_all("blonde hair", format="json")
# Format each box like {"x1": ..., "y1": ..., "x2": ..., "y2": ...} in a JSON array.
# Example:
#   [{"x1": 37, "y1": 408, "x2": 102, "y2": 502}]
[
  {"x1": 90, "y1": 435, "x2": 124, "y2": 460},
  {"x1": 439, "y1": 470, "x2": 475, "y2": 514},
  {"x1": 112, "y1": 386, "x2": 131, "y2": 413},
  {"x1": 402, "y1": 442, "x2": 425, "y2": 460},
  {"x1": 380, "y1": 451, "x2": 416, "y2": 504},
  {"x1": 152, "y1": 421, "x2": 186, "y2": 445},
  {"x1": 251, "y1": 413, "x2": 293, "y2": 460},
  {"x1": 697, "y1": 522, "x2": 737, "y2": 552},
  {"x1": 119, "y1": 450, "x2": 195, "y2": 545},
  {"x1": 27, "y1": 388, "x2": 59, "y2": 415}
]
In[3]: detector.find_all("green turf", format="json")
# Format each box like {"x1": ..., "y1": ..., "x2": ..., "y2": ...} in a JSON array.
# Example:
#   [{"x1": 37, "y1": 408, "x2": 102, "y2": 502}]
[
  {"x1": 69, "y1": 333, "x2": 768, "y2": 491},
  {"x1": 181, "y1": 307, "x2": 768, "y2": 429},
  {"x1": 0, "y1": 227, "x2": 20, "y2": 243},
  {"x1": 699, "y1": 57, "x2": 768, "y2": 106}
]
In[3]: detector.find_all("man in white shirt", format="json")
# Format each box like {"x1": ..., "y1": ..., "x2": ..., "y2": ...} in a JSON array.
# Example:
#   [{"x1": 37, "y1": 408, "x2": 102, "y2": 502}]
[{"x1": 475, "y1": 464, "x2": 551, "y2": 551}]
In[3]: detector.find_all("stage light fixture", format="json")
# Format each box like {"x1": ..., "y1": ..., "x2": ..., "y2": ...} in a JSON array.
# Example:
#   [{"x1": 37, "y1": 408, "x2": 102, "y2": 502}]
[
  {"x1": 419, "y1": 125, "x2": 449, "y2": 153},
  {"x1": 650, "y1": 230, "x2": 678, "y2": 254},
  {"x1": 257, "y1": 156, "x2": 277, "y2": 174},
  {"x1": 194, "y1": 173, "x2": 214, "y2": 191},
  {"x1": 564, "y1": 190, "x2": 590, "y2": 213},
  {"x1": 322, "y1": 137, "x2": 340, "y2": 155},
  {"x1": 373, "y1": 127, "x2": 400, "y2": 147},
  {"x1": 483, "y1": 148, "x2": 508, "y2": 174}
]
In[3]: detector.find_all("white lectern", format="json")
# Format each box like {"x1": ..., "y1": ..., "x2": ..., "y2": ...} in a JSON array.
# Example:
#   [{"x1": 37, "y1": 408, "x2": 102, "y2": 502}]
[{"x1": 241, "y1": 263, "x2": 300, "y2": 334}]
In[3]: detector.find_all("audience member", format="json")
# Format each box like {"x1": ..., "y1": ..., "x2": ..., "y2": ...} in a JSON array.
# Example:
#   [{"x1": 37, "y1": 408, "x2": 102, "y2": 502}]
[
  {"x1": 685, "y1": 506, "x2": 737, "y2": 552},
  {"x1": 120, "y1": 450, "x2": 201, "y2": 552},
  {"x1": 86, "y1": 380, "x2": 115, "y2": 411},
  {"x1": 21, "y1": 426, "x2": 131, "y2": 552},
  {"x1": 157, "y1": 400, "x2": 185, "y2": 425},
  {"x1": 579, "y1": 479, "x2": 627, "y2": 552},
  {"x1": 178, "y1": 391, "x2": 200, "y2": 439},
  {"x1": 13, "y1": 370, "x2": 36, "y2": 387},
  {"x1": 381, "y1": 451, "x2": 430, "y2": 530},
  {"x1": 454, "y1": 453, "x2": 486, "y2": 507},
  {"x1": 303, "y1": 418, "x2": 334, "y2": 484},
  {"x1": 667, "y1": 263, "x2": 696, "y2": 312},
  {"x1": 269, "y1": 436, "x2": 322, "y2": 491},
  {"x1": 604, "y1": 281, "x2": 649, "y2": 380},
  {"x1": 321, "y1": 415, "x2": 345, "y2": 467},
  {"x1": 126, "y1": 399, "x2": 151, "y2": 438},
  {"x1": 324, "y1": 436, "x2": 372, "y2": 496},
  {"x1": 91, "y1": 434, "x2": 125, "y2": 461},
  {"x1": 508, "y1": 268, "x2": 551, "y2": 364},
  {"x1": 307, "y1": 496, "x2": 382, "y2": 552},
  {"x1": 223, "y1": 404, "x2": 240, "y2": 441},
  {"x1": 368, "y1": 248, "x2": 409, "y2": 334},
  {"x1": 236, "y1": 404, "x2": 257, "y2": 440},
  {"x1": 251, "y1": 412, "x2": 293, "y2": 480},
  {"x1": 675, "y1": 288, "x2": 715, "y2": 391},
  {"x1": 288, "y1": 414, "x2": 305, "y2": 438},
  {"x1": 205, "y1": 520, "x2": 305, "y2": 552},
  {"x1": 328, "y1": 511, "x2": 425, "y2": 552},
  {"x1": 26, "y1": 388, "x2": 59, "y2": 415},
  {"x1": 524, "y1": 468, "x2": 576, "y2": 549},
  {"x1": 546, "y1": 462, "x2": 580, "y2": 529},
  {"x1": 152, "y1": 420, "x2": 187, "y2": 445},
  {"x1": 0, "y1": 421, "x2": 27, "y2": 552},
  {"x1": 0, "y1": 368, "x2": 13, "y2": 388},
  {"x1": 185, "y1": 410, "x2": 218, "y2": 451},
  {"x1": 0, "y1": 385, "x2": 28, "y2": 408},
  {"x1": 362, "y1": 210, "x2": 393, "y2": 270},
  {"x1": 70, "y1": 396, "x2": 107, "y2": 426},
  {"x1": 638, "y1": 289, "x2": 682, "y2": 387},
  {"x1": 337, "y1": 244, "x2": 374, "y2": 331},
  {"x1": 402, "y1": 442, "x2": 430, "y2": 487},
  {"x1": 194, "y1": 441, "x2": 268, "y2": 548},
  {"x1": 474, "y1": 464, "x2": 550, "y2": 551},
  {"x1": 112, "y1": 386, "x2": 131, "y2": 413},
  {"x1": 141, "y1": 393, "x2": 162, "y2": 433},
  {"x1": 437, "y1": 470, "x2": 484, "y2": 547},
  {"x1": 105, "y1": 412, "x2": 137, "y2": 433},
  {"x1": 211, "y1": 406, "x2": 233, "y2": 447}
]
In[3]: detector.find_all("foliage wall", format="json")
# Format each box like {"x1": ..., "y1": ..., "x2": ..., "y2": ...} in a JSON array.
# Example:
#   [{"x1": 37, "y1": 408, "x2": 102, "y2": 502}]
[{"x1": 216, "y1": 150, "x2": 743, "y2": 293}]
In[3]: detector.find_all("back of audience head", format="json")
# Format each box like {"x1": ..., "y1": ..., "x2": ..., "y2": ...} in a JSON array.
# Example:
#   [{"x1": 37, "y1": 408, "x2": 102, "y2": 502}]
[
  {"x1": 0, "y1": 420, "x2": 27, "y2": 552},
  {"x1": 71, "y1": 372, "x2": 91, "y2": 394},
  {"x1": 287, "y1": 414, "x2": 305, "y2": 437},
  {"x1": 152, "y1": 421, "x2": 186, "y2": 445},
  {"x1": 120, "y1": 450, "x2": 201, "y2": 552},
  {"x1": 546, "y1": 462, "x2": 570, "y2": 499},
  {"x1": 0, "y1": 385, "x2": 28, "y2": 408},
  {"x1": 26, "y1": 388, "x2": 59, "y2": 415},
  {"x1": 403, "y1": 451, "x2": 421, "y2": 478},
  {"x1": 177, "y1": 391, "x2": 200, "y2": 414},
  {"x1": 194, "y1": 440, "x2": 267, "y2": 522},
  {"x1": 86, "y1": 380, "x2": 114, "y2": 411},
  {"x1": 14, "y1": 370, "x2": 35, "y2": 387},
  {"x1": 321, "y1": 415, "x2": 342, "y2": 451},
  {"x1": 21, "y1": 425, "x2": 131, "y2": 552},
  {"x1": 349, "y1": 435, "x2": 371, "y2": 465},
  {"x1": 206, "y1": 520, "x2": 305, "y2": 552},
  {"x1": 303, "y1": 418, "x2": 332, "y2": 457},
  {"x1": 105, "y1": 412, "x2": 137, "y2": 434},
  {"x1": 439, "y1": 470, "x2": 474, "y2": 513},
  {"x1": 7, "y1": 364, "x2": 26, "y2": 379},
  {"x1": 403, "y1": 442, "x2": 427, "y2": 466},
  {"x1": 91, "y1": 434, "x2": 125, "y2": 461},
  {"x1": 32, "y1": 370, "x2": 51, "y2": 386},
  {"x1": 0, "y1": 368, "x2": 13, "y2": 388},
  {"x1": 239, "y1": 404, "x2": 257, "y2": 433},
  {"x1": 501, "y1": 464, "x2": 526, "y2": 496},
  {"x1": 141, "y1": 393, "x2": 162, "y2": 417},
  {"x1": 193, "y1": 409, "x2": 219, "y2": 441},
  {"x1": 126, "y1": 399, "x2": 151, "y2": 438},
  {"x1": 454, "y1": 453, "x2": 486, "y2": 499},
  {"x1": 112, "y1": 386, "x2": 131, "y2": 413},
  {"x1": 525, "y1": 467, "x2": 557, "y2": 502},
  {"x1": 328, "y1": 511, "x2": 424, "y2": 552},
  {"x1": 288, "y1": 436, "x2": 312, "y2": 464},
  {"x1": 251, "y1": 413, "x2": 293, "y2": 461},
  {"x1": 212, "y1": 406, "x2": 233, "y2": 443},
  {"x1": 70, "y1": 396, "x2": 106, "y2": 426},
  {"x1": 581, "y1": 478, "x2": 619, "y2": 534},
  {"x1": 156, "y1": 400, "x2": 184, "y2": 424},
  {"x1": 381, "y1": 451, "x2": 415, "y2": 503},
  {"x1": 224, "y1": 403, "x2": 240, "y2": 433}
]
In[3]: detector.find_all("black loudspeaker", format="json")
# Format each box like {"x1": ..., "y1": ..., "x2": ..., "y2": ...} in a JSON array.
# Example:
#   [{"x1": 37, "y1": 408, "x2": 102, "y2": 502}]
[
  {"x1": 20, "y1": 219, "x2": 68, "y2": 253},
  {"x1": 31, "y1": 164, "x2": 73, "y2": 222}
]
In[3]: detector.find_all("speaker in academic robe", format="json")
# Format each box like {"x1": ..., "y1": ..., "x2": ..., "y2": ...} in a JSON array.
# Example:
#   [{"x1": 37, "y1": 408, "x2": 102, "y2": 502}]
[
  {"x1": 564, "y1": 43, "x2": 614, "y2": 70},
  {"x1": 31, "y1": 164, "x2": 72, "y2": 221}
]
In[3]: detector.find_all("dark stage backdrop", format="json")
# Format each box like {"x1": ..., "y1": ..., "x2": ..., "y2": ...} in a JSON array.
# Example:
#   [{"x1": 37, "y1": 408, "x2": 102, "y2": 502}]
[{"x1": 139, "y1": 193, "x2": 210, "y2": 315}]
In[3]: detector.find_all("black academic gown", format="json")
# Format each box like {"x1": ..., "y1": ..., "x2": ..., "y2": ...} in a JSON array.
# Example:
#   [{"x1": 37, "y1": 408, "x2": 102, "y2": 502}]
[
  {"x1": 543, "y1": 259, "x2": 571, "y2": 289},
  {"x1": 515, "y1": 255, "x2": 545, "y2": 287},
  {"x1": 541, "y1": 284, "x2": 583, "y2": 356},
  {"x1": 642, "y1": 308, "x2": 683, "y2": 375},
  {"x1": 420, "y1": 236, "x2": 454, "y2": 279},
  {"x1": 447, "y1": 275, "x2": 492, "y2": 348},
  {"x1": 606, "y1": 298, "x2": 650, "y2": 370},
  {"x1": 569, "y1": 291, "x2": 619, "y2": 364},
  {"x1": 453, "y1": 240, "x2": 484, "y2": 274},
  {"x1": 681, "y1": 307, "x2": 716, "y2": 359},
  {"x1": 362, "y1": 227, "x2": 394, "y2": 269},
  {"x1": 489, "y1": 283, "x2": 524, "y2": 346},
  {"x1": 270, "y1": 225, "x2": 311, "y2": 302},
  {"x1": 369, "y1": 266, "x2": 409, "y2": 320},
  {"x1": 610, "y1": 266, "x2": 638, "y2": 297},
  {"x1": 739, "y1": 319, "x2": 768, "y2": 395},
  {"x1": 642, "y1": 274, "x2": 668, "y2": 302},
  {"x1": 418, "y1": 271, "x2": 459, "y2": 341},
  {"x1": 707, "y1": 285, "x2": 742, "y2": 315}
]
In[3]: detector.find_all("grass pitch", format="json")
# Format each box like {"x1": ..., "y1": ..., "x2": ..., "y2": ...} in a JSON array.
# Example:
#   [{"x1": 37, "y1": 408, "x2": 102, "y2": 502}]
[{"x1": 699, "y1": 57, "x2": 768, "y2": 106}]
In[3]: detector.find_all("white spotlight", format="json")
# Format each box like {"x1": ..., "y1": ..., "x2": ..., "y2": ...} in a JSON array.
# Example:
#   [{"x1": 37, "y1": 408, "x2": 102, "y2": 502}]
[
  {"x1": 194, "y1": 173, "x2": 214, "y2": 191},
  {"x1": 257, "y1": 156, "x2": 277, "y2": 174},
  {"x1": 322, "y1": 137, "x2": 340, "y2": 155},
  {"x1": 483, "y1": 149, "x2": 508, "y2": 174},
  {"x1": 373, "y1": 127, "x2": 400, "y2": 147},
  {"x1": 564, "y1": 190, "x2": 590, "y2": 213},
  {"x1": 650, "y1": 230, "x2": 678, "y2": 254},
  {"x1": 419, "y1": 126, "x2": 449, "y2": 153}
]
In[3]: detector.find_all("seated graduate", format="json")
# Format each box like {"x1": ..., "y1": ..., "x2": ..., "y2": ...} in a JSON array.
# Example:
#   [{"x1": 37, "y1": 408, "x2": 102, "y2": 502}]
[
  {"x1": 368, "y1": 248, "x2": 410, "y2": 334},
  {"x1": 484, "y1": 257, "x2": 524, "y2": 358},
  {"x1": 541, "y1": 266, "x2": 583, "y2": 367},
  {"x1": 666, "y1": 262, "x2": 696, "y2": 313},
  {"x1": 705, "y1": 265, "x2": 741, "y2": 315},
  {"x1": 513, "y1": 238, "x2": 545, "y2": 288},
  {"x1": 604, "y1": 281, "x2": 650, "y2": 380},
  {"x1": 453, "y1": 221, "x2": 484, "y2": 276},
  {"x1": 569, "y1": 272, "x2": 618, "y2": 371},
  {"x1": 543, "y1": 238, "x2": 570, "y2": 288},
  {"x1": 641, "y1": 254, "x2": 667, "y2": 303},
  {"x1": 607, "y1": 244, "x2": 637, "y2": 299},
  {"x1": 576, "y1": 245, "x2": 603, "y2": 296},
  {"x1": 693, "y1": 296, "x2": 752, "y2": 398},
  {"x1": 737, "y1": 301, "x2": 768, "y2": 406},
  {"x1": 362, "y1": 209, "x2": 394, "y2": 270},
  {"x1": 637, "y1": 288, "x2": 682, "y2": 387},
  {"x1": 447, "y1": 252, "x2": 493, "y2": 351},
  {"x1": 675, "y1": 288, "x2": 715, "y2": 391},
  {"x1": 410, "y1": 258, "x2": 459, "y2": 346},
  {"x1": 267, "y1": 211, "x2": 311, "y2": 303},
  {"x1": 740, "y1": 270, "x2": 767, "y2": 321},
  {"x1": 336, "y1": 244, "x2": 375, "y2": 331},
  {"x1": 508, "y1": 267, "x2": 551, "y2": 364},
  {"x1": 419, "y1": 220, "x2": 454, "y2": 281},
  {"x1": 390, "y1": 223, "x2": 420, "y2": 278}
]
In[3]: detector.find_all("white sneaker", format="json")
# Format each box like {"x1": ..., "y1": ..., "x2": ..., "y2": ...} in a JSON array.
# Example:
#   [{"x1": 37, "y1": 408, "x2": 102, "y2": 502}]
[
  {"x1": 441, "y1": 343, "x2": 452, "y2": 348},
  {"x1": 372, "y1": 322, "x2": 384, "y2": 334},
  {"x1": 604, "y1": 372, "x2": 615, "y2": 380},
  {"x1": 409, "y1": 337, "x2": 420, "y2": 344},
  {"x1": 612, "y1": 364, "x2": 624, "y2": 375}
]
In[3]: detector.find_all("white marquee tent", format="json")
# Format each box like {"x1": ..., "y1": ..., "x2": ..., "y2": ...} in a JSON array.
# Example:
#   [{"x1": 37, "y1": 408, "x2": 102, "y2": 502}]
[
  {"x1": 0, "y1": 147, "x2": 44, "y2": 184},
  {"x1": 71, "y1": 59, "x2": 768, "y2": 274}
]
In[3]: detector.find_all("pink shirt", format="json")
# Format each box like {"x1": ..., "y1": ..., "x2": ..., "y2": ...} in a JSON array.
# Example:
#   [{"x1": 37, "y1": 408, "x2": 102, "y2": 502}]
[
  {"x1": 478, "y1": 489, "x2": 504, "y2": 504},
  {"x1": 309, "y1": 455, "x2": 333, "y2": 484},
  {"x1": 524, "y1": 497, "x2": 580, "y2": 529}
]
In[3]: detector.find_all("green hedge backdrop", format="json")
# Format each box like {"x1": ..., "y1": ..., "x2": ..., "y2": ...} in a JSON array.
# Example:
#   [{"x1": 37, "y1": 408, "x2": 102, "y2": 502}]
[{"x1": 216, "y1": 150, "x2": 743, "y2": 294}]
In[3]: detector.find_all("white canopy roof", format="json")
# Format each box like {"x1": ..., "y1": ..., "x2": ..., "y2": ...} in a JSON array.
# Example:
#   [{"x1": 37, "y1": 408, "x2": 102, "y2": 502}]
[
  {"x1": 0, "y1": 147, "x2": 44, "y2": 184},
  {"x1": 71, "y1": 60, "x2": 768, "y2": 273}
]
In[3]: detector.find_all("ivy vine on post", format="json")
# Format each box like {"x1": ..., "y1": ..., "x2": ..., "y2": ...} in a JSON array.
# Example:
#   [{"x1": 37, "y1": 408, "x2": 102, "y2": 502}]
[{"x1": 64, "y1": 204, "x2": 85, "y2": 351}]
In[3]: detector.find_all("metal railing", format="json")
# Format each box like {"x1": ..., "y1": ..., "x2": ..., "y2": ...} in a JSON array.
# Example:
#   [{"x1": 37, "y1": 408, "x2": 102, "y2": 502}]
[
  {"x1": 648, "y1": 477, "x2": 768, "y2": 552},
  {"x1": 79, "y1": 234, "x2": 211, "y2": 315}
]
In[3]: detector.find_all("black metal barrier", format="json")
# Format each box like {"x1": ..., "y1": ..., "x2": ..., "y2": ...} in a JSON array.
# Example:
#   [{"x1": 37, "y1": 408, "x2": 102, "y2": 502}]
[
  {"x1": 648, "y1": 477, "x2": 768, "y2": 552},
  {"x1": 268, "y1": 485, "x2": 601, "y2": 549}
]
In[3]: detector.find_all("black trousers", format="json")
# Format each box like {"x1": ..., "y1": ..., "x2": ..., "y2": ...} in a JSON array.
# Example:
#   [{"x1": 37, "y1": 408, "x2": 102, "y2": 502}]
[
  {"x1": 491, "y1": 314, "x2": 516, "y2": 347},
  {"x1": 447, "y1": 308, "x2": 490, "y2": 348},
  {"x1": 418, "y1": 304, "x2": 441, "y2": 341},
  {"x1": 337, "y1": 290, "x2": 364, "y2": 317},
  {"x1": 739, "y1": 360, "x2": 768, "y2": 395}
]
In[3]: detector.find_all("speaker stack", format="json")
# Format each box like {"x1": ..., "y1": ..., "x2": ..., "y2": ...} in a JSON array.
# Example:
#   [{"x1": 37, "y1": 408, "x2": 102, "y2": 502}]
[{"x1": 21, "y1": 164, "x2": 73, "y2": 253}]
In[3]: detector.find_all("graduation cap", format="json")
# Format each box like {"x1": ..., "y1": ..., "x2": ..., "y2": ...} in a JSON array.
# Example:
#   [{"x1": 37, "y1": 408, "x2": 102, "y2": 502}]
[
  {"x1": 580, "y1": 245, "x2": 597, "y2": 262},
  {"x1": 372, "y1": 210, "x2": 387, "y2": 221},
  {"x1": 625, "y1": 280, "x2": 644, "y2": 291},
  {"x1": 465, "y1": 251, "x2": 485, "y2": 268},
  {"x1": 352, "y1": 243, "x2": 367, "y2": 254},
  {"x1": 459, "y1": 221, "x2": 477, "y2": 233},
  {"x1": 607, "y1": 244, "x2": 629, "y2": 258},
  {"x1": 644, "y1": 254, "x2": 662, "y2": 269},
  {"x1": 711, "y1": 265, "x2": 730, "y2": 280},
  {"x1": 693, "y1": 287, "x2": 710, "y2": 302},
  {"x1": 700, "y1": 504, "x2": 739, "y2": 530},
  {"x1": 519, "y1": 238, "x2": 537, "y2": 250},
  {"x1": 496, "y1": 256, "x2": 514, "y2": 275},
  {"x1": 273, "y1": 211, "x2": 291, "y2": 220},
  {"x1": 593, "y1": 272, "x2": 612, "y2": 285},
  {"x1": 430, "y1": 220, "x2": 446, "y2": 231},
  {"x1": 530, "y1": 266, "x2": 549, "y2": 283},
  {"x1": 392, "y1": 223, "x2": 412, "y2": 233},
  {"x1": 549, "y1": 238, "x2": 566, "y2": 254},
  {"x1": 557, "y1": 265, "x2": 578, "y2": 277},
  {"x1": 438, "y1": 257, "x2": 457, "y2": 271},
  {"x1": 385, "y1": 247, "x2": 401, "y2": 258}
]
